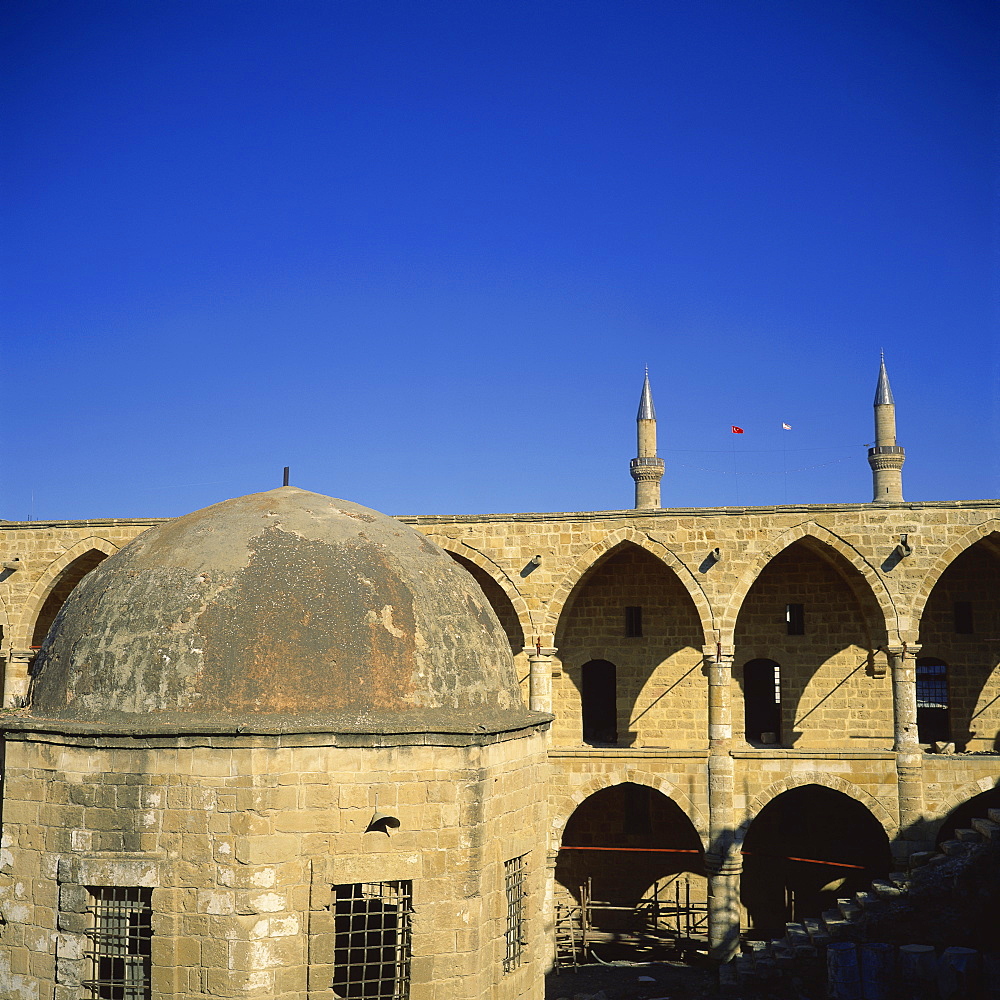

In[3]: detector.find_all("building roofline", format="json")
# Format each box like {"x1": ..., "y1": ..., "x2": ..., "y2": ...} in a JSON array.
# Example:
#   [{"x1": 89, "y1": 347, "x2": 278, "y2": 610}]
[{"x1": 397, "y1": 498, "x2": 1000, "y2": 524}]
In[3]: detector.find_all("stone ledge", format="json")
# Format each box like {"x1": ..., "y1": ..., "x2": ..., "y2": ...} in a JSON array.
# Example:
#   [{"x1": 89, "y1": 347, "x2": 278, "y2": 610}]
[
  {"x1": 547, "y1": 748, "x2": 709, "y2": 759},
  {"x1": 732, "y1": 749, "x2": 897, "y2": 760}
]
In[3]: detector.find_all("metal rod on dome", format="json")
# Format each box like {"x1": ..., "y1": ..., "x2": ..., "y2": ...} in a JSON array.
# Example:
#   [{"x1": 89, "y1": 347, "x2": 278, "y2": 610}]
[{"x1": 283, "y1": 467, "x2": 289, "y2": 487}]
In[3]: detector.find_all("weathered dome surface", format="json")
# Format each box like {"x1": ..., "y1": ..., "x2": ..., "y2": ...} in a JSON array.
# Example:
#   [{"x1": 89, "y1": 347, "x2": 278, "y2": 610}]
[{"x1": 29, "y1": 488, "x2": 538, "y2": 734}]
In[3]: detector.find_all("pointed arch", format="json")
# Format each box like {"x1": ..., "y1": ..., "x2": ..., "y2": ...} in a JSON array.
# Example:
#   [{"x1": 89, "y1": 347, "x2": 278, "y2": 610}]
[
  {"x1": 722, "y1": 522, "x2": 897, "y2": 644},
  {"x1": 929, "y1": 775, "x2": 999, "y2": 826},
  {"x1": 736, "y1": 771, "x2": 897, "y2": 845},
  {"x1": 544, "y1": 528, "x2": 714, "y2": 642},
  {"x1": 911, "y1": 521, "x2": 1000, "y2": 628},
  {"x1": 549, "y1": 768, "x2": 708, "y2": 853},
  {"x1": 15, "y1": 537, "x2": 120, "y2": 649},
  {"x1": 434, "y1": 540, "x2": 532, "y2": 650}
]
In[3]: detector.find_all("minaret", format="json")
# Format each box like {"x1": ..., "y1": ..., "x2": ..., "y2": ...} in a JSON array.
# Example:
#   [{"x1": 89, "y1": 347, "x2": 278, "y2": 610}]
[
  {"x1": 630, "y1": 369, "x2": 665, "y2": 509},
  {"x1": 867, "y1": 354, "x2": 905, "y2": 502}
]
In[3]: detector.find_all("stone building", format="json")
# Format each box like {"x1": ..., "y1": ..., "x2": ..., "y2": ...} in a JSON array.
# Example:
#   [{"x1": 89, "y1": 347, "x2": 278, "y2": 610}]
[
  {"x1": 0, "y1": 490, "x2": 549, "y2": 999},
  {"x1": 0, "y1": 359, "x2": 997, "y2": 996}
]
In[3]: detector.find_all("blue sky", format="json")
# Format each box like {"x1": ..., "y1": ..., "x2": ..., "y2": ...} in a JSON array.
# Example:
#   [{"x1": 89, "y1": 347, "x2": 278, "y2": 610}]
[{"x1": 5, "y1": 0, "x2": 998, "y2": 519}]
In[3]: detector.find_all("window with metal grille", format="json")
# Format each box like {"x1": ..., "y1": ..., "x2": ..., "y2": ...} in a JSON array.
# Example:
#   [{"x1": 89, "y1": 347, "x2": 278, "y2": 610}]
[
  {"x1": 953, "y1": 601, "x2": 974, "y2": 634},
  {"x1": 916, "y1": 658, "x2": 950, "y2": 744},
  {"x1": 84, "y1": 887, "x2": 152, "y2": 1000},
  {"x1": 332, "y1": 881, "x2": 412, "y2": 1000},
  {"x1": 785, "y1": 603, "x2": 805, "y2": 635},
  {"x1": 624, "y1": 606, "x2": 643, "y2": 637},
  {"x1": 503, "y1": 856, "x2": 526, "y2": 973}
]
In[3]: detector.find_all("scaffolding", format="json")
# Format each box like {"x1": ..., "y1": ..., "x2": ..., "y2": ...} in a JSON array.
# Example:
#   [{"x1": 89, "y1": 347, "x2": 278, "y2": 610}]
[{"x1": 554, "y1": 873, "x2": 708, "y2": 970}]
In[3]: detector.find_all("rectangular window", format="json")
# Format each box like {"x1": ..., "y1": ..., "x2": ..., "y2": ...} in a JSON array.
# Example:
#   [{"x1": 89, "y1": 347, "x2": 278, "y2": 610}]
[
  {"x1": 503, "y1": 856, "x2": 527, "y2": 973},
  {"x1": 624, "y1": 606, "x2": 643, "y2": 637},
  {"x1": 84, "y1": 887, "x2": 152, "y2": 1000},
  {"x1": 954, "y1": 601, "x2": 973, "y2": 634},
  {"x1": 785, "y1": 603, "x2": 805, "y2": 635},
  {"x1": 915, "y1": 659, "x2": 950, "y2": 744},
  {"x1": 623, "y1": 783, "x2": 652, "y2": 836},
  {"x1": 916, "y1": 661, "x2": 948, "y2": 710},
  {"x1": 332, "y1": 881, "x2": 412, "y2": 999}
]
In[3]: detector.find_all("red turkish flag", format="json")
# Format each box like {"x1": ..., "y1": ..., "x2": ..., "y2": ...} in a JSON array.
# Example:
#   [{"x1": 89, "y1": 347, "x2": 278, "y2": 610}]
[{"x1": 731, "y1": 426, "x2": 744, "y2": 434}]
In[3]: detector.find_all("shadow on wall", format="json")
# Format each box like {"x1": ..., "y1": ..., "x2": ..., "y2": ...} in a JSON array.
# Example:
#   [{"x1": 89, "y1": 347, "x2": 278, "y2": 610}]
[{"x1": 554, "y1": 778, "x2": 1000, "y2": 952}]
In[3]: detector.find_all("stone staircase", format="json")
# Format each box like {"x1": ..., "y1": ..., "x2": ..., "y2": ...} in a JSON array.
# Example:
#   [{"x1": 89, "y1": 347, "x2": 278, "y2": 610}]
[{"x1": 731, "y1": 808, "x2": 1000, "y2": 990}]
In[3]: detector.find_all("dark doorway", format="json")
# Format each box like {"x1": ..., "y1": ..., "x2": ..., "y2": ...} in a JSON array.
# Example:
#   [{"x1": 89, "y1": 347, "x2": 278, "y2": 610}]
[
  {"x1": 741, "y1": 785, "x2": 890, "y2": 938},
  {"x1": 581, "y1": 659, "x2": 618, "y2": 745},
  {"x1": 743, "y1": 659, "x2": 781, "y2": 743}
]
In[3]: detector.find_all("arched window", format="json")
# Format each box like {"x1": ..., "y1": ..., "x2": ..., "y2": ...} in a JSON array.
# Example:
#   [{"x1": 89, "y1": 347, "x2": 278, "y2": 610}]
[
  {"x1": 744, "y1": 659, "x2": 781, "y2": 744},
  {"x1": 915, "y1": 658, "x2": 950, "y2": 744},
  {"x1": 581, "y1": 659, "x2": 617, "y2": 745}
]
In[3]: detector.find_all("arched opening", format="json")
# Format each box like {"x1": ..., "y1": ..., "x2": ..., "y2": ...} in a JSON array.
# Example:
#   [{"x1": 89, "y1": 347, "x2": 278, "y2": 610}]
[
  {"x1": 447, "y1": 553, "x2": 524, "y2": 656},
  {"x1": 581, "y1": 660, "x2": 617, "y2": 745},
  {"x1": 918, "y1": 540, "x2": 1000, "y2": 751},
  {"x1": 733, "y1": 540, "x2": 882, "y2": 749},
  {"x1": 741, "y1": 785, "x2": 891, "y2": 938},
  {"x1": 555, "y1": 543, "x2": 704, "y2": 748},
  {"x1": 31, "y1": 549, "x2": 109, "y2": 648},
  {"x1": 915, "y1": 658, "x2": 950, "y2": 745},
  {"x1": 935, "y1": 784, "x2": 1000, "y2": 847},
  {"x1": 555, "y1": 783, "x2": 706, "y2": 957},
  {"x1": 743, "y1": 659, "x2": 781, "y2": 744}
]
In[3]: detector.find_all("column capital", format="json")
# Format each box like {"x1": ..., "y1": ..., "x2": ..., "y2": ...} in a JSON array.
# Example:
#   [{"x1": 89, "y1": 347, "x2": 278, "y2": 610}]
[
  {"x1": 884, "y1": 643, "x2": 922, "y2": 661},
  {"x1": 703, "y1": 644, "x2": 734, "y2": 663},
  {"x1": 705, "y1": 851, "x2": 743, "y2": 876},
  {"x1": 525, "y1": 646, "x2": 557, "y2": 658}
]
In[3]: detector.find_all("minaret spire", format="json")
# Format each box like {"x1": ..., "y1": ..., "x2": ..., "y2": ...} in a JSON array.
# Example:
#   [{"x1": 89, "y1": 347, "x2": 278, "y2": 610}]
[
  {"x1": 630, "y1": 369, "x2": 664, "y2": 509},
  {"x1": 867, "y1": 354, "x2": 905, "y2": 502}
]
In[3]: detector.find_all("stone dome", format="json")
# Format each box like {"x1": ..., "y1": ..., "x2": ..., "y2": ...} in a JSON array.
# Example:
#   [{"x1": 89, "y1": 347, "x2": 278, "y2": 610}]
[{"x1": 28, "y1": 487, "x2": 537, "y2": 734}]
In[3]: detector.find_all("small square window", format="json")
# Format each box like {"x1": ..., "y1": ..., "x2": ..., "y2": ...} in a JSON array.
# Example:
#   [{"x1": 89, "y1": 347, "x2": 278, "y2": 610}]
[
  {"x1": 953, "y1": 601, "x2": 973, "y2": 634},
  {"x1": 786, "y1": 603, "x2": 805, "y2": 636},
  {"x1": 623, "y1": 783, "x2": 652, "y2": 836},
  {"x1": 84, "y1": 887, "x2": 152, "y2": 1000},
  {"x1": 624, "y1": 606, "x2": 643, "y2": 637},
  {"x1": 503, "y1": 856, "x2": 527, "y2": 973}
]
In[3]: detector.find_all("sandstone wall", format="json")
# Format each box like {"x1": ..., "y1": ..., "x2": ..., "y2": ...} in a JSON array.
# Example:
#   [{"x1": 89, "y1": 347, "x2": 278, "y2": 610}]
[{"x1": 0, "y1": 729, "x2": 547, "y2": 1000}]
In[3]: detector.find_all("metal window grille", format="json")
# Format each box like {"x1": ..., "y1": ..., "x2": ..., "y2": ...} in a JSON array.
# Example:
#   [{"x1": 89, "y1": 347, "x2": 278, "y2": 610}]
[
  {"x1": 916, "y1": 660, "x2": 949, "y2": 710},
  {"x1": 83, "y1": 887, "x2": 152, "y2": 1000},
  {"x1": 503, "y1": 856, "x2": 526, "y2": 974},
  {"x1": 624, "y1": 606, "x2": 643, "y2": 637},
  {"x1": 332, "y1": 881, "x2": 412, "y2": 1000}
]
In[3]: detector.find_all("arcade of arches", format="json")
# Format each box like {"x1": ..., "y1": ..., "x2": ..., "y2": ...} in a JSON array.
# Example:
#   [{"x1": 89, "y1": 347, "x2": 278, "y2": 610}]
[{"x1": 2, "y1": 500, "x2": 999, "y2": 959}]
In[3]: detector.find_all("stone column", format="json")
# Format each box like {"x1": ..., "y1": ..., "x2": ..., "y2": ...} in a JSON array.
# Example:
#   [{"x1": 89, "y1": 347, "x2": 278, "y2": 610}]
[
  {"x1": 3, "y1": 649, "x2": 35, "y2": 707},
  {"x1": 544, "y1": 850, "x2": 559, "y2": 970},
  {"x1": 528, "y1": 644, "x2": 556, "y2": 714},
  {"x1": 705, "y1": 644, "x2": 741, "y2": 964},
  {"x1": 889, "y1": 643, "x2": 925, "y2": 845}
]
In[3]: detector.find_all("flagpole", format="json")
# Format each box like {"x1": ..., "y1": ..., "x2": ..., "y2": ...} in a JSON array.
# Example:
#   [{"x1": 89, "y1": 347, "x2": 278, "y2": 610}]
[
  {"x1": 781, "y1": 423, "x2": 792, "y2": 503},
  {"x1": 732, "y1": 435, "x2": 739, "y2": 505},
  {"x1": 783, "y1": 434, "x2": 788, "y2": 504}
]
